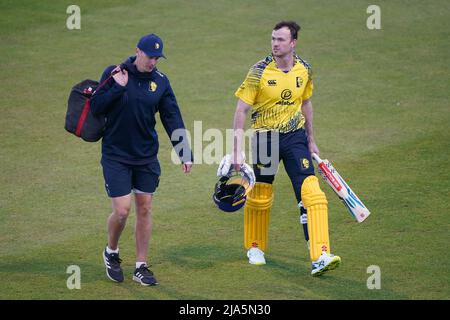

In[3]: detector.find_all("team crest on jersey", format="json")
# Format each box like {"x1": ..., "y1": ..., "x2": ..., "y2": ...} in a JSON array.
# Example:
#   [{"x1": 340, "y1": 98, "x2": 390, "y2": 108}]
[
  {"x1": 296, "y1": 77, "x2": 303, "y2": 88},
  {"x1": 301, "y1": 158, "x2": 310, "y2": 169},
  {"x1": 149, "y1": 81, "x2": 157, "y2": 92}
]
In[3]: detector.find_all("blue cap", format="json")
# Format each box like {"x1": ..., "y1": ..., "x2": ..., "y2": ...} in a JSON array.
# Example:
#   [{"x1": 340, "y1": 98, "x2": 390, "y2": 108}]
[{"x1": 137, "y1": 34, "x2": 166, "y2": 58}]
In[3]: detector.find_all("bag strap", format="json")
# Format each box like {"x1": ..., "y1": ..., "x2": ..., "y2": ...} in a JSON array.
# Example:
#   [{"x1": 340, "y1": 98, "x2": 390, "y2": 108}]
[
  {"x1": 92, "y1": 66, "x2": 123, "y2": 95},
  {"x1": 75, "y1": 66, "x2": 124, "y2": 138}
]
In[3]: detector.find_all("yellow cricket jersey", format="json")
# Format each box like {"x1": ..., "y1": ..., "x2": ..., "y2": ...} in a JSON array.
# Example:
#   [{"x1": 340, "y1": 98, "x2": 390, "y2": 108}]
[{"x1": 235, "y1": 54, "x2": 313, "y2": 133}]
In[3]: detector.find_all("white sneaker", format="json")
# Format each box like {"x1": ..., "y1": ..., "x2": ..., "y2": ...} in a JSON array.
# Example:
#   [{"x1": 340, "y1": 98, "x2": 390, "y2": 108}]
[
  {"x1": 311, "y1": 251, "x2": 341, "y2": 276},
  {"x1": 247, "y1": 247, "x2": 266, "y2": 265}
]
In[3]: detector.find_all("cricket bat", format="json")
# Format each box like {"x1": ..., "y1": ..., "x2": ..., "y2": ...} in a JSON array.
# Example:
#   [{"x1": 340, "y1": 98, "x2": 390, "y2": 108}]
[{"x1": 311, "y1": 153, "x2": 370, "y2": 223}]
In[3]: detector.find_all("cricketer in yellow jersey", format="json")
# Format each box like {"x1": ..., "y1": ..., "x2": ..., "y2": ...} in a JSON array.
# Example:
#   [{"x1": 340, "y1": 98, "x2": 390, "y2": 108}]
[{"x1": 219, "y1": 21, "x2": 340, "y2": 276}]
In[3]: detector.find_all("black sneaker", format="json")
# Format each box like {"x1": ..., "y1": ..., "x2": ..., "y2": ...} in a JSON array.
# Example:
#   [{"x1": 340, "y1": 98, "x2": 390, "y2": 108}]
[
  {"x1": 133, "y1": 264, "x2": 158, "y2": 286},
  {"x1": 103, "y1": 247, "x2": 124, "y2": 282}
]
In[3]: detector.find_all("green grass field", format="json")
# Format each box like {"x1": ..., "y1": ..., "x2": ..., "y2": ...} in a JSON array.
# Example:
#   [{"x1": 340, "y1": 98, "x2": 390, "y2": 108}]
[{"x1": 0, "y1": 0, "x2": 449, "y2": 300}]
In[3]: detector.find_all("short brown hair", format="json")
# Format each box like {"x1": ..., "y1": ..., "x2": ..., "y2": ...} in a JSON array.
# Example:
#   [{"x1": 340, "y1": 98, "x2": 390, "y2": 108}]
[{"x1": 273, "y1": 21, "x2": 301, "y2": 40}]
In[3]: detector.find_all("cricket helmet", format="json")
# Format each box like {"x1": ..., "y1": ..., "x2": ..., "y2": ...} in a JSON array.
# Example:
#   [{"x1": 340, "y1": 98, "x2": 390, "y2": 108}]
[{"x1": 213, "y1": 169, "x2": 254, "y2": 213}]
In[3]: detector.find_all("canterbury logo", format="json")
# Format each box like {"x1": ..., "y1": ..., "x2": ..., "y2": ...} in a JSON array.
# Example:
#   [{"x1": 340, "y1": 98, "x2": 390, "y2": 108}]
[{"x1": 268, "y1": 80, "x2": 277, "y2": 86}]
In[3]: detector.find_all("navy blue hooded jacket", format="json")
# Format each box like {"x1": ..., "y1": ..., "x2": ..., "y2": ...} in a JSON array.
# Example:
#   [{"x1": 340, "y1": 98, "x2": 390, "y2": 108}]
[{"x1": 90, "y1": 57, "x2": 192, "y2": 165}]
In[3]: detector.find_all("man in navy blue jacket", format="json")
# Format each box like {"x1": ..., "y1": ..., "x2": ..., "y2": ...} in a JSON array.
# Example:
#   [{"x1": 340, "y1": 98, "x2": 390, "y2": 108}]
[{"x1": 90, "y1": 34, "x2": 192, "y2": 286}]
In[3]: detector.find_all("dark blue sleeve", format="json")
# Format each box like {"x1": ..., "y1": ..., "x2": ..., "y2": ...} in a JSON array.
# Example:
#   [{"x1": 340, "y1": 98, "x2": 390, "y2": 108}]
[
  {"x1": 90, "y1": 66, "x2": 126, "y2": 116},
  {"x1": 159, "y1": 83, "x2": 193, "y2": 163}
]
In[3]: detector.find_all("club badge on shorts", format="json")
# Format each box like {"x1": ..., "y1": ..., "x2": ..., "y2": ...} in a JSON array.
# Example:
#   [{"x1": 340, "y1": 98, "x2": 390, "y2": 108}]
[
  {"x1": 149, "y1": 81, "x2": 157, "y2": 92},
  {"x1": 301, "y1": 158, "x2": 310, "y2": 170}
]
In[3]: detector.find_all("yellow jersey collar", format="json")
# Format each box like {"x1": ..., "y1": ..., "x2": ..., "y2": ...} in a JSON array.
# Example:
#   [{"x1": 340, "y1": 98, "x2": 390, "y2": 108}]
[{"x1": 268, "y1": 53, "x2": 300, "y2": 71}]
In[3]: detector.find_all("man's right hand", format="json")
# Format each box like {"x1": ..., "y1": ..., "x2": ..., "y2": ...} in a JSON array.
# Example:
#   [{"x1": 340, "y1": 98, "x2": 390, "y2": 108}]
[{"x1": 112, "y1": 66, "x2": 128, "y2": 87}]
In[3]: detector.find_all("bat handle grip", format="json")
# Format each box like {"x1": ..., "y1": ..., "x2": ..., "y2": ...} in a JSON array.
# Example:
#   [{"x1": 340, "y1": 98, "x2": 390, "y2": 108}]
[{"x1": 311, "y1": 153, "x2": 322, "y2": 163}]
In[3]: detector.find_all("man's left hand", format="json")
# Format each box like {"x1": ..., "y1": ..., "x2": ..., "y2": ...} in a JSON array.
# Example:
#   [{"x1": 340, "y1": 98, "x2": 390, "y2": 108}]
[
  {"x1": 309, "y1": 141, "x2": 320, "y2": 156},
  {"x1": 182, "y1": 162, "x2": 193, "y2": 174}
]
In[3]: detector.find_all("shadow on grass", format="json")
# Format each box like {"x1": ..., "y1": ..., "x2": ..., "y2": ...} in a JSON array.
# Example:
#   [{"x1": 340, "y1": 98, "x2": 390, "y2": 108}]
[
  {"x1": 0, "y1": 241, "x2": 408, "y2": 299},
  {"x1": 162, "y1": 243, "x2": 407, "y2": 299}
]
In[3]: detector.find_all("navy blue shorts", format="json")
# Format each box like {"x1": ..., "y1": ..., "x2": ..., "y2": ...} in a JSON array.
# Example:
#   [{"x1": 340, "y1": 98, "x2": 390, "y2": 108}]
[
  {"x1": 101, "y1": 157, "x2": 161, "y2": 198},
  {"x1": 251, "y1": 129, "x2": 315, "y2": 203}
]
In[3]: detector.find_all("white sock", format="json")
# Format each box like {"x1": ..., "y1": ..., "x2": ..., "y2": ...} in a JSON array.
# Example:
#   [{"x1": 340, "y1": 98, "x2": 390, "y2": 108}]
[
  {"x1": 136, "y1": 262, "x2": 147, "y2": 269},
  {"x1": 106, "y1": 246, "x2": 119, "y2": 254}
]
